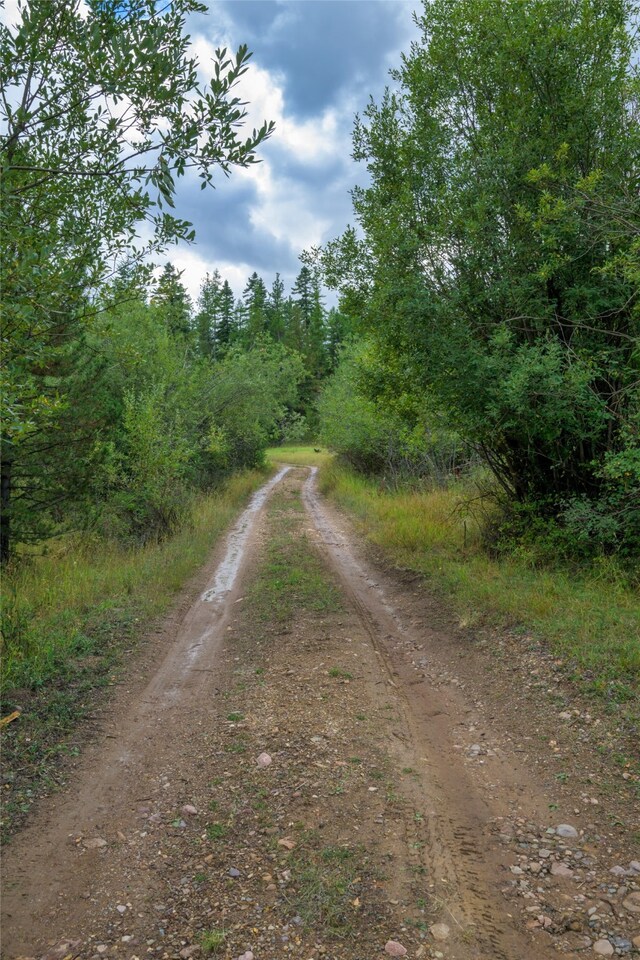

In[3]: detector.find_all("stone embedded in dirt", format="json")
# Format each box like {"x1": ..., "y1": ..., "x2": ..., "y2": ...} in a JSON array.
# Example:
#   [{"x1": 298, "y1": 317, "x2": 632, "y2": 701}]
[
  {"x1": 116, "y1": 904, "x2": 127, "y2": 914},
  {"x1": 182, "y1": 804, "x2": 198, "y2": 816},
  {"x1": 550, "y1": 862, "x2": 574, "y2": 878},
  {"x1": 40, "y1": 940, "x2": 82, "y2": 960},
  {"x1": 179, "y1": 947, "x2": 200, "y2": 959},
  {"x1": 429, "y1": 922, "x2": 451, "y2": 941},
  {"x1": 556, "y1": 824, "x2": 579, "y2": 838},
  {"x1": 629, "y1": 860, "x2": 640, "y2": 873},
  {"x1": 611, "y1": 938, "x2": 632, "y2": 953},
  {"x1": 277, "y1": 838, "x2": 296, "y2": 850},
  {"x1": 237, "y1": 953, "x2": 254, "y2": 960},
  {"x1": 229, "y1": 867, "x2": 241, "y2": 877},
  {"x1": 384, "y1": 941, "x2": 407, "y2": 957},
  {"x1": 622, "y1": 892, "x2": 640, "y2": 914},
  {"x1": 82, "y1": 837, "x2": 107, "y2": 849},
  {"x1": 256, "y1": 752, "x2": 272, "y2": 767},
  {"x1": 592, "y1": 940, "x2": 614, "y2": 956}
]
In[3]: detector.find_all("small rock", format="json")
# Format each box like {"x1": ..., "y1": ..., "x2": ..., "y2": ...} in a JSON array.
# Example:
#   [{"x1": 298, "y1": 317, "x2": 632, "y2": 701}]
[
  {"x1": 592, "y1": 940, "x2": 614, "y2": 956},
  {"x1": 182, "y1": 805, "x2": 198, "y2": 816},
  {"x1": 623, "y1": 892, "x2": 640, "y2": 914},
  {"x1": 82, "y1": 837, "x2": 107, "y2": 850},
  {"x1": 179, "y1": 947, "x2": 200, "y2": 959},
  {"x1": 551, "y1": 862, "x2": 574, "y2": 878},
  {"x1": 558, "y1": 712, "x2": 572, "y2": 721},
  {"x1": 556, "y1": 824, "x2": 579, "y2": 838},
  {"x1": 257, "y1": 752, "x2": 272, "y2": 768},
  {"x1": 116, "y1": 904, "x2": 127, "y2": 914},
  {"x1": 384, "y1": 941, "x2": 407, "y2": 957},
  {"x1": 96, "y1": 948, "x2": 108, "y2": 956},
  {"x1": 629, "y1": 860, "x2": 640, "y2": 873},
  {"x1": 237, "y1": 953, "x2": 254, "y2": 960},
  {"x1": 610, "y1": 866, "x2": 628, "y2": 877},
  {"x1": 610, "y1": 937, "x2": 632, "y2": 954},
  {"x1": 229, "y1": 867, "x2": 241, "y2": 878},
  {"x1": 632, "y1": 935, "x2": 640, "y2": 949},
  {"x1": 429, "y1": 923, "x2": 450, "y2": 941}
]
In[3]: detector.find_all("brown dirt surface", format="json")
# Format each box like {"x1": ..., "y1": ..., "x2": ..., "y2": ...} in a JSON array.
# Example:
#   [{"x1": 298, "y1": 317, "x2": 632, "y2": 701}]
[{"x1": 1, "y1": 467, "x2": 639, "y2": 960}]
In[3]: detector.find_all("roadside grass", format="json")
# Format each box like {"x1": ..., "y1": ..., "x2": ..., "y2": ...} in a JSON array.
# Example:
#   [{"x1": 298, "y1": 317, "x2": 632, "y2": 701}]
[
  {"x1": 0, "y1": 468, "x2": 269, "y2": 840},
  {"x1": 266, "y1": 444, "x2": 333, "y2": 468},
  {"x1": 247, "y1": 488, "x2": 343, "y2": 624},
  {"x1": 287, "y1": 841, "x2": 365, "y2": 937},
  {"x1": 319, "y1": 463, "x2": 640, "y2": 710}
]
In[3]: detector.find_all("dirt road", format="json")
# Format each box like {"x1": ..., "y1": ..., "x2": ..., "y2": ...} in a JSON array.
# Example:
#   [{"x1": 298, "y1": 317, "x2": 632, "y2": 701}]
[{"x1": 2, "y1": 467, "x2": 639, "y2": 960}]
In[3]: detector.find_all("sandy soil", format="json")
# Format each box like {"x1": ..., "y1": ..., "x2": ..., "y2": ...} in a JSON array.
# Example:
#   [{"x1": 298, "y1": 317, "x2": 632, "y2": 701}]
[{"x1": 1, "y1": 467, "x2": 638, "y2": 960}]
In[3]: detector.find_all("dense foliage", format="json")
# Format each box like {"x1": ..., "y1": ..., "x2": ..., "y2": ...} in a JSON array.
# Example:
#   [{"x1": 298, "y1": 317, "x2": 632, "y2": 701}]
[
  {"x1": 319, "y1": 340, "x2": 465, "y2": 484},
  {"x1": 318, "y1": 0, "x2": 640, "y2": 557}
]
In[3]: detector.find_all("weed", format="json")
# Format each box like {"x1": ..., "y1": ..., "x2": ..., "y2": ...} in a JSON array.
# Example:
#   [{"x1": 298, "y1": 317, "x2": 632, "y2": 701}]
[
  {"x1": 206, "y1": 823, "x2": 226, "y2": 841},
  {"x1": 199, "y1": 928, "x2": 225, "y2": 954},
  {"x1": 226, "y1": 711, "x2": 244, "y2": 722},
  {"x1": 328, "y1": 667, "x2": 353, "y2": 679}
]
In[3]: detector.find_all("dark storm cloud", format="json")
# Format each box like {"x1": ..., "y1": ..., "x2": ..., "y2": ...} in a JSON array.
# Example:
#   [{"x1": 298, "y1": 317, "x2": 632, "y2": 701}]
[{"x1": 217, "y1": 0, "x2": 414, "y2": 117}]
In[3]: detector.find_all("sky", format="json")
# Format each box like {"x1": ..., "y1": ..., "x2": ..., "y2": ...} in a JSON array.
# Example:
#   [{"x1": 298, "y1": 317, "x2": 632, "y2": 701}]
[{"x1": 171, "y1": 0, "x2": 420, "y2": 303}]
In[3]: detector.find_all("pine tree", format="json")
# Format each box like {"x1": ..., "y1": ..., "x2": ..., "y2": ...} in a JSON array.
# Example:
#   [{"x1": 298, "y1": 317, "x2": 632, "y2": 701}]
[
  {"x1": 215, "y1": 280, "x2": 237, "y2": 353},
  {"x1": 241, "y1": 272, "x2": 268, "y2": 344},
  {"x1": 195, "y1": 270, "x2": 222, "y2": 359},
  {"x1": 266, "y1": 273, "x2": 286, "y2": 342},
  {"x1": 152, "y1": 264, "x2": 192, "y2": 339}
]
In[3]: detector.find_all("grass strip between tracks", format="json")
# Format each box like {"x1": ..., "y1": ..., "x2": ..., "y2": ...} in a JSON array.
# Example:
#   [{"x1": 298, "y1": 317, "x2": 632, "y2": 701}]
[
  {"x1": 0, "y1": 468, "x2": 270, "y2": 840},
  {"x1": 319, "y1": 463, "x2": 640, "y2": 713}
]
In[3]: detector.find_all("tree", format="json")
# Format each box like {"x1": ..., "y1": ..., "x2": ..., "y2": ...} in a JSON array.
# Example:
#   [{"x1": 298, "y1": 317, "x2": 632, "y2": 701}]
[
  {"x1": 241, "y1": 272, "x2": 268, "y2": 343},
  {"x1": 195, "y1": 270, "x2": 223, "y2": 359},
  {"x1": 266, "y1": 273, "x2": 287, "y2": 342},
  {"x1": 0, "y1": 0, "x2": 274, "y2": 561},
  {"x1": 152, "y1": 264, "x2": 192, "y2": 340},
  {"x1": 215, "y1": 280, "x2": 237, "y2": 354},
  {"x1": 321, "y1": 0, "x2": 640, "y2": 554}
]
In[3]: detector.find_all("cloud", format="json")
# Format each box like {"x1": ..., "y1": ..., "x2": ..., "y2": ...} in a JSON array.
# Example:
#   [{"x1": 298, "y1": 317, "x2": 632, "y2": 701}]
[{"x1": 171, "y1": 0, "x2": 419, "y2": 300}]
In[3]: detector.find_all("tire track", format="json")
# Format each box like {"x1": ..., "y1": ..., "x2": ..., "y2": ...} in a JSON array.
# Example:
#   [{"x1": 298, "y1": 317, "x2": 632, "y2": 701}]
[{"x1": 302, "y1": 466, "x2": 548, "y2": 959}]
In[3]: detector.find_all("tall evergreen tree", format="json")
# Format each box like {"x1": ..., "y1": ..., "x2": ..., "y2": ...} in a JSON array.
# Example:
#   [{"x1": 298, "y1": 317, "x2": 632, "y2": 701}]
[
  {"x1": 241, "y1": 272, "x2": 268, "y2": 343},
  {"x1": 195, "y1": 270, "x2": 222, "y2": 359},
  {"x1": 215, "y1": 280, "x2": 237, "y2": 353},
  {"x1": 266, "y1": 273, "x2": 287, "y2": 342},
  {"x1": 152, "y1": 264, "x2": 192, "y2": 340}
]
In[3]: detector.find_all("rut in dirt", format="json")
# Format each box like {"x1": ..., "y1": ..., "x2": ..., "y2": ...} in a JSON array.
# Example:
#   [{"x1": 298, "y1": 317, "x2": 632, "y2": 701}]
[{"x1": 3, "y1": 465, "x2": 621, "y2": 960}]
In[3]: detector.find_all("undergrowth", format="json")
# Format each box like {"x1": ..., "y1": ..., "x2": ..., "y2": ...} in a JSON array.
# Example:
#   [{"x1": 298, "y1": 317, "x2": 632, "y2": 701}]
[{"x1": 319, "y1": 464, "x2": 640, "y2": 709}]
